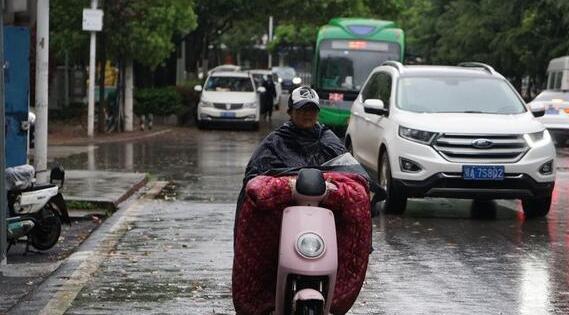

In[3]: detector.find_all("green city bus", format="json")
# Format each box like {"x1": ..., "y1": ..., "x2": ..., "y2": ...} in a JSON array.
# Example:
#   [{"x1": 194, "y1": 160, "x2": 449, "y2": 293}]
[{"x1": 312, "y1": 18, "x2": 405, "y2": 132}]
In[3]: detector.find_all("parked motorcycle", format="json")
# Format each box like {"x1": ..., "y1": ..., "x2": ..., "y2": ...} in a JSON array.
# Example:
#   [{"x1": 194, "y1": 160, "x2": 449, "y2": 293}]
[{"x1": 6, "y1": 164, "x2": 70, "y2": 252}]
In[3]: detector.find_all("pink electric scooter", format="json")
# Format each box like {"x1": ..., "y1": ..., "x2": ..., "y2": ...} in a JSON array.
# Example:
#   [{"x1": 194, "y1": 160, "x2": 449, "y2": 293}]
[{"x1": 275, "y1": 168, "x2": 338, "y2": 315}]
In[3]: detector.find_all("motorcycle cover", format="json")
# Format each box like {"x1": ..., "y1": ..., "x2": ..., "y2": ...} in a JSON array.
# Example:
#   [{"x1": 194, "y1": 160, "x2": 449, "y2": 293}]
[
  {"x1": 233, "y1": 157, "x2": 372, "y2": 314},
  {"x1": 5, "y1": 164, "x2": 35, "y2": 191}
]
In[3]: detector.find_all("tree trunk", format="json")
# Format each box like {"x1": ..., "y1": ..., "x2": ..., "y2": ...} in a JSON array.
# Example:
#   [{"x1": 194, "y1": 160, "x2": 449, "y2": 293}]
[{"x1": 124, "y1": 58, "x2": 134, "y2": 132}]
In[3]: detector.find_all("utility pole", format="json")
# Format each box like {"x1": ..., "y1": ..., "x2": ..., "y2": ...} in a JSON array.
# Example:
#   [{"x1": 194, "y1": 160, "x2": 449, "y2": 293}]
[
  {"x1": 34, "y1": 0, "x2": 49, "y2": 183},
  {"x1": 268, "y1": 16, "x2": 273, "y2": 68},
  {"x1": 86, "y1": 0, "x2": 98, "y2": 137},
  {"x1": 1, "y1": 0, "x2": 7, "y2": 266}
]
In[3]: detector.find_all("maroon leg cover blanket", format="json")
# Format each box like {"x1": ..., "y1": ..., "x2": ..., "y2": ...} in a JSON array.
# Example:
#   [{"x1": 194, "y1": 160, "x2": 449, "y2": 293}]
[{"x1": 232, "y1": 172, "x2": 371, "y2": 314}]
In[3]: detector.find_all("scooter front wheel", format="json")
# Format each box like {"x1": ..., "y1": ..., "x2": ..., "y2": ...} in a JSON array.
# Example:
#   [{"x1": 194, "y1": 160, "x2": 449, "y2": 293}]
[
  {"x1": 30, "y1": 205, "x2": 62, "y2": 250},
  {"x1": 295, "y1": 300, "x2": 324, "y2": 315}
]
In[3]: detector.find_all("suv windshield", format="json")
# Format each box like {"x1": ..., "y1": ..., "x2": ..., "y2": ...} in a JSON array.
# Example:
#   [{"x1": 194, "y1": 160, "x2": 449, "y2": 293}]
[
  {"x1": 205, "y1": 76, "x2": 254, "y2": 92},
  {"x1": 397, "y1": 77, "x2": 526, "y2": 114}
]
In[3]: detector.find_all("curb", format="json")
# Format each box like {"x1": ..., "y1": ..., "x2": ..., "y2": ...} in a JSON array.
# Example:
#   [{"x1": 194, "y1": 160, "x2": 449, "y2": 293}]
[
  {"x1": 7, "y1": 181, "x2": 169, "y2": 315},
  {"x1": 49, "y1": 128, "x2": 173, "y2": 146}
]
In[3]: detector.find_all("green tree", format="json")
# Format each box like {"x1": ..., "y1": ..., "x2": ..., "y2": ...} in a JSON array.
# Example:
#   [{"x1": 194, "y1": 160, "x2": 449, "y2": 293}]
[
  {"x1": 50, "y1": 0, "x2": 90, "y2": 63},
  {"x1": 399, "y1": 0, "x2": 569, "y2": 91},
  {"x1": 50, "y1": 0, "x2": 197, "y2": 132}
]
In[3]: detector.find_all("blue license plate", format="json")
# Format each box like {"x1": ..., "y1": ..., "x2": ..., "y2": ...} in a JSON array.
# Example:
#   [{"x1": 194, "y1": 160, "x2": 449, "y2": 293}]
[
  {"x1": 463, "y1": 165, "x2": 505, "y2": 181},
  {"x1": 221, "y1": 111, "x2": 235, "y2": 118}
]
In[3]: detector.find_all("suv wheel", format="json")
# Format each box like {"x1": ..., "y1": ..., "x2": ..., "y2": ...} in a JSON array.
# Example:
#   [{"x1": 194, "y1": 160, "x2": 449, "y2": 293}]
[
  {"x1": 378, "y1": 151, "x2": 407, "y2": 214},
  {"x1": 522, "y1": 196, "x2": 551, "y2": 218}
]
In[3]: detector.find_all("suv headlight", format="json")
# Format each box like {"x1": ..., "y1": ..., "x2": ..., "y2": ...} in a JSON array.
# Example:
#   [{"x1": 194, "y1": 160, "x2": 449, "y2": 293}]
[
  {"x1": 243, "y1": 102, "x2": 257, "y2": 108},
  {"x1": 296, "y1": 232, "x2": 325, "y2": 258},
  {"x1": 199, "y1": 100, "x2": 213, "y2": 108},
  {"x1": 524, "y1": 130, "x2": 551, "y2": 148},
  {"x1": 399, "y1": 126, "x2": 437, "y2": 145}
]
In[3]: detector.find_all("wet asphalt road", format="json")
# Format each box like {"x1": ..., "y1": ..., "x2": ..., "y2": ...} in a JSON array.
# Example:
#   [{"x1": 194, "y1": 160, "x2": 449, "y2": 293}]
[{"x1": 53, "y1": 106, "x2": 569, "y2": 314}]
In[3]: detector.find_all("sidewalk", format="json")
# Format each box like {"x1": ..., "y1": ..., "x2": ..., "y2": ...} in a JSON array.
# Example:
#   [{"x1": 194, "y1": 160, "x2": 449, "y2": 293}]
[{"x1": 1, "y1": 125, "x2": 172, "y2": 313}]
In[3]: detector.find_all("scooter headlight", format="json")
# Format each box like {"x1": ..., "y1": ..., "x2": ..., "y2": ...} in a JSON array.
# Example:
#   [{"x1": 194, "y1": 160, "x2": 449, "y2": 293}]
[{"x1": 296, "y1": 232, "x2": 325, "y2": 259}]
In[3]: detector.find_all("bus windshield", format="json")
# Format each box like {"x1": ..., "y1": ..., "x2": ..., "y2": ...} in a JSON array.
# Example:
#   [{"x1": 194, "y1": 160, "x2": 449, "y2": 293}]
[{"x1": 318, "y1": 40, "x2": 400, "y2": 91}]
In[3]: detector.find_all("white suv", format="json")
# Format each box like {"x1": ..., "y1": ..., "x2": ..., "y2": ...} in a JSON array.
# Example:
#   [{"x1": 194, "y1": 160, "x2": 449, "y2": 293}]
[
  {"x1": 345, "y1": 61, "x2": 556, "y2": 217},
  {"x1": 194, "y1": 71, "x2": 262, "y2": 129}
]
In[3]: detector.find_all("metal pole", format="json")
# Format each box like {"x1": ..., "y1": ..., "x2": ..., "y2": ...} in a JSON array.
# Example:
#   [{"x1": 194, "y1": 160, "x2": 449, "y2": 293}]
[
  {"x1": 124, "y1": 58, "x2": 133, "y2": 132},
  {"x1": 1, "y1": 0, "x2": 7, "y2": 266},
  {"x1": 268, "y1": 16, "x2": 273, "y2": 68},
  {"x1": 34, "y1": 0, "x2": 49, "y2": 183},
  {"x1": 87, "y1": 0, "x2": 98, "y2": 137}
]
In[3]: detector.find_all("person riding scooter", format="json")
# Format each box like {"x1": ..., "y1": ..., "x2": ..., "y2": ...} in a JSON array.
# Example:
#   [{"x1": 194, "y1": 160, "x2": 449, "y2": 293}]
[{"x1": 233, "y1": 87, "x2": 383, "y2": 314}]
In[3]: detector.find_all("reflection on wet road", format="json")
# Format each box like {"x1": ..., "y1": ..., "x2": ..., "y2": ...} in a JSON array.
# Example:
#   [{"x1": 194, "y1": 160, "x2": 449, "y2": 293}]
[
  {"x1": 356, "y1": 191, "x2": 569, "y2": 314},
  {"x1": 54, "y1": 127, "x2": 270, "y2": 202}
]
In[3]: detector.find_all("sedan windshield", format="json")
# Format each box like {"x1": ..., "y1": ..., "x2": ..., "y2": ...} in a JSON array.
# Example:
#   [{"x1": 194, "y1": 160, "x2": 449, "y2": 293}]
[
  {"x1": 205, "y1": 76, "x2": 254, "y2": 92},
  {"x1": 397, "y1": 77, "x2": 526, "y2": 114}
]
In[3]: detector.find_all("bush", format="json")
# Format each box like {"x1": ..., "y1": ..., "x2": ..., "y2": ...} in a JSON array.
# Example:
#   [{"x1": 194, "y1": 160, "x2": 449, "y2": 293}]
[{"x1": 134, "y1": 87, "x2": 183, "y2": 116}]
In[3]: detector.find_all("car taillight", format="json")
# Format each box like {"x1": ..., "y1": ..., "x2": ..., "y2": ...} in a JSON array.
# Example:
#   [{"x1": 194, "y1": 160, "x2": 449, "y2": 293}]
[{"x1": 563, "y1": 108, "x2": 569, "y2": 114}]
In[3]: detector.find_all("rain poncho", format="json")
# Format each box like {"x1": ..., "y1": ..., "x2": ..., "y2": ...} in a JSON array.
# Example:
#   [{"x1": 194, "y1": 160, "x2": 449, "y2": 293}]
[{"x1": 243, "y1": 121, "x2": 347, "y2": 182}]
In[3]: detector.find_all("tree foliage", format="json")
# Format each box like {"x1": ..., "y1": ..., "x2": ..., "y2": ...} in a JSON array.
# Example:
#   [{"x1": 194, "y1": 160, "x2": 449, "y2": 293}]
[
  {"x1": 106, "y1": 0, "x2": 197, "y2": 67},
  {"x1": 400, "y1": 0, "x2": 569, "y2": 88},
  {"x1": 50, "y1": 0, "x2": 90, "y2": 62},
  {"x1": 51, "y1": 0, "x2": 197, "y2": 68},
  {"x1": 268, "y1": 0, "x2": 402, "y2": 50},
  {"x1": 51, "y1": 0, "x2": 569, "y2": 90}
]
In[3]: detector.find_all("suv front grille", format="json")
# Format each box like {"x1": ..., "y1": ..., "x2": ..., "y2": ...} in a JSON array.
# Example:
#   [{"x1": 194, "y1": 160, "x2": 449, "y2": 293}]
[
  {"x1": 214, "y1": 103, "x2": 243, "y2": 110},
  {"x1": 433, "y1": 134, "x2": 529, "y2": 163}
]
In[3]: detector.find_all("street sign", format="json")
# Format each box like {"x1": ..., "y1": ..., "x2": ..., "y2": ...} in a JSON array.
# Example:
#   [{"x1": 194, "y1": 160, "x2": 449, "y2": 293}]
[{"x1": 82, "y1": 9, "x2": 103, "y2": 32}]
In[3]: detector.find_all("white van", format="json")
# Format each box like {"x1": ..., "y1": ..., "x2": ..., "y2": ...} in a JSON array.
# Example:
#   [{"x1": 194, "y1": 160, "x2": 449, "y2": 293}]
[{"x1": 545, "y1": 56, "x2": 569, "y2": 91}]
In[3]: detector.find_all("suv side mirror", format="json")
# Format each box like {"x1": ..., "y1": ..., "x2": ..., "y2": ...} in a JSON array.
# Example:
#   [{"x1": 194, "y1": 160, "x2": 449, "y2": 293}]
[
  {"x1": 194, "y1": 85, "x2": 203, "y2": 92},
  {"x1": 529, "y1": 103, "x2": 545, "y2": 118},
  {"x1": 363, "y1": 99, "x2": 387, "y2": 115}
]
